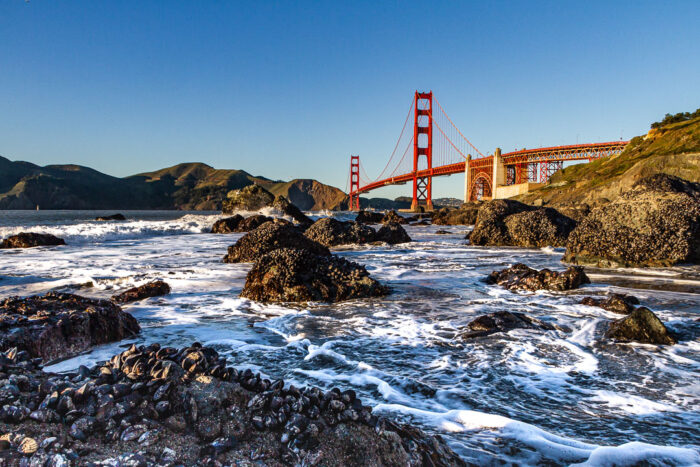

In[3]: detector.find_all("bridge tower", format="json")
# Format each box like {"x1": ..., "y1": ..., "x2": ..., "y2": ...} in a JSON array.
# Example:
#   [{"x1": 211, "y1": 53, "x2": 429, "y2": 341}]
[
  {"x1": 411, "y1": 91, "x2": 433, "y2": 212},
  {"x1": 349, "y1": 155, "x2": 360, "y2": 211}
]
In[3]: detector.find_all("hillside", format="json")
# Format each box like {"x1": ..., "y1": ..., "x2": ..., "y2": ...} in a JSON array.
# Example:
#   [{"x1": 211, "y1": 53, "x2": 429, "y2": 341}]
[
  {"x1": 0, "y1": 158, "x2": 346, "y2": 211},
  {"x1": 516, "y1": 114, "x2": 700, "y2": 206}
]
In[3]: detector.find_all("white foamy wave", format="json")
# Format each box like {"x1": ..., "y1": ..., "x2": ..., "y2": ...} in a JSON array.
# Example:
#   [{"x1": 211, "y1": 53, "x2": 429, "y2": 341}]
[
  {"x1": 373, "y1": 404, "x2": 700, "y2": 465},
  {"x1": 0, "y1": 214, "x2": 222, "y2": 244}
]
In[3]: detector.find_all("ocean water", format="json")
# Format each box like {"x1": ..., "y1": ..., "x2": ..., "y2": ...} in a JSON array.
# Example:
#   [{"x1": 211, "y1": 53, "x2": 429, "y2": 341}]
[{"x1": 0, "y1": 210, "x2": 699, "y2": 466}]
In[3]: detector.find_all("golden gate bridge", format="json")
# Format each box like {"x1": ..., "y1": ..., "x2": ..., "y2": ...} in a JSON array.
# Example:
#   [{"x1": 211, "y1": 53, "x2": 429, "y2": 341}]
[{"x1": 347, "y1": 91, "x2": 628, "y2": 211}]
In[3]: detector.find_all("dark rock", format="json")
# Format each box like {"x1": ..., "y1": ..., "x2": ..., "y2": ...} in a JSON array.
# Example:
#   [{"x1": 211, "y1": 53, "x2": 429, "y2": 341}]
[
  {"x1": 304, "y1": 218, "x2": 376, "y2": 247},
  {"x1": 486, "y1": 263, "x2": 590, "y2": 292},
  {"x1": 374, "y1": 223, "x2": 411, "y2": 244},
  {"x1": 457, "y1": 311, "x2": 566, "y2": 339},
  {"x1": 241, "y1": 248, "x2": 388, "y2": 303},
  {"x1": 564, "y1": 174, "x2": 700, "y2": 267},
  {"x1": 223, "y1": 220, "x2": 330, "y2": 263},
  {"x1": 211, "y1": 215, "x2": 243, "y2": 233},
  {"x1": 272, "y1": 195, "x2": 313, "y2": 227},
  {"x1": 95, "y1": 214, "x2": 126, "y2": 221},
  {"x1": 234, "y1": 214, "x2": 273, "y2": 232},
  {"x1": 222, "y1": 184, "x2": 274, "y2": 213},
  {"x1": 432, "y1": 203, "x2": 480, "y2": 225},
  {"x1": 381, "y1": 211, "x2": 408, "y2": 224},
  {"x1": 0, "y1": 232, "x2": 65, "y2": 249},
  {"x1": 435, "y1": 230, "x2": 451, "y2": 235},
  {"x1": 605, "y1": 307, "x2": 676, "y2": 345},
  {"x1": 580, "y1": 293, "x2": 640, "y2": 314},
  {"x1": 503, "y1": 208, "x2": 577, "y2": 247},
  {"x1": 111, "y1": 280, "x2": 171, "y2": 303},
  {"x1": 0, "y1": 292, "x2": 140, "y2": 361},
  {"x1": 355, "y1": 211, "x2": 384, "y2": 224},
  {"x1": 470, "y1": 200, "x2": 576, "y2": 247}
]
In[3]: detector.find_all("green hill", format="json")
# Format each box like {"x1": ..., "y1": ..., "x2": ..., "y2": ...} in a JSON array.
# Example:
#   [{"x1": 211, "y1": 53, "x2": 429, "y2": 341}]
[
  {"x1": 0, "y1": 157, "x2": 347, "y2": 211},
  {"x1": 517, "y1": 113, "x2": 700, "y2": 207}
]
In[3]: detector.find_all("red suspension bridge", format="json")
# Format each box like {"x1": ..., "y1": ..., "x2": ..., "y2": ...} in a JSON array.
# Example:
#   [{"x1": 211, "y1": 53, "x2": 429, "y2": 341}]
[{"x1": 348, "y1": 91, "x2": 628, "y2": 211}]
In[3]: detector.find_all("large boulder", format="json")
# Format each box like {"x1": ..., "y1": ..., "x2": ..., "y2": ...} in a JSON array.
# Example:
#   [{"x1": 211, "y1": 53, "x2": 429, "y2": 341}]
[
  {"x1": 605, "y1": 307, "x2": 676, "y2": 345},
  {"x1": 457, "y1": 311, "x2": 566, "y2": 339},
  {"x1": 374, "y1": 223, "x2": 412, "y2": 244},
  {"x1": 355, "y1": 211, "x2": 385, "y2": 224},
  {"x1": 272, "y1": 195, "x2": 313, "y2": 227},
  {"x1": 432, "y1": 203, "x2": 480, "y2": 225},
  {"x1": 0, "y1": 292, "x2": 140, "y2": 361},
  {"x1": 112, "y1": 280, "x2": 171, "y2": 304},
  {"x1": 564, "y1": 174, "x2": 700, "y2": 267},
  {"x1": 470, "y1": 200, "x2": 576, "y2": 247},
  {"x1": 235, "y1": 214, "x2": 273, "y2": 232},
  {"x1": 486, "y1": 263, "x2": 590, "y2": 292},
  {"x1": 381, "y1": 211, "x2": 408, "y2": 224},
  {"x1": 211, "y1": 215, "x2": 244, "y2": 233},
  {"x1": 223, "y1": 220, "x2": 330, "y2": 263},
  {"x1": 304, "y1": 218, "x2": 376, "y2": 247},
  {"x1": 580, "y1": 293, "x2": 640, "y2": 314},
  {"x1": 241, "y1": 248, "x2": 388, "y2": 303},
  {"x1": 222, "y1": 184, "x2": 274, "y2": 213},
  {"x1": 503, "y1": 208, "x2": 577, "y2": 248},
  {"x1": 0, "y1": 232, "x2": 65, "y2": 249}
]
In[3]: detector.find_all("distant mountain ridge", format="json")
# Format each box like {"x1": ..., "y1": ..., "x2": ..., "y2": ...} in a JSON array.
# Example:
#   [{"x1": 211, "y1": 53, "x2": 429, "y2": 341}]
[{"x1": 0, "y1": 157, "x2": 349, "y2": 211}]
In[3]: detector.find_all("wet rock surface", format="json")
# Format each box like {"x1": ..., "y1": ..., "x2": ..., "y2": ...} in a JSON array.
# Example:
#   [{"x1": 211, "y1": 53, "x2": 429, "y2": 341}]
[
  {"x1": 241, "y1": 248, "x2": 388, "y2": 303},
  {"x1": 223, "y1": 220, "x2": 330, "y2": 263},
  {"x1": 112, "y1": 281, "x2": 172, "y2": 304},
  {"x1": 374, "y1": 222, "x2": 412, "y2": 244},
  {"x1": 0, "y1": 233, "x2": 66, "y2": 249},
  {"x1": 235, "y1": 214, "x2": 273, "y2": 233},
  {"x1": 605, "y1": 307, "x2": 677, "y2": 345},
  {"x1": 211, "y1": 215, "x2": 244, "y2": 233},
  {"x1": 486, "y1": 263, "x2": 590, "y2": 292},
  {"x1": 457, "y1": 311, "x2": 568, "y2": 339},
  {"x1": 432, "y1": 203, "x2": 480, "y2": 225},
  {"x1": 0, "y1": 344, "x2": 463, "y2": 466},
  {"x1": 564, "y1": 174, "x2": 700, "y2": 267},
  {"x1": 0, "y1": 293, "x2": 140, "y2": 361},
  {"x1": 304, "y1": 218, "x2": 376, "y2": 247},
  {"x1": 470, "y1": 200, "x2": 577, "y2": 248},
  {"x1": 272, "y1": 195, "x2": 313, "y2": 227},
  {"x1": 95, "y1": 213, "x2": 126, "y2": 221},
  {"x1": 581, "y1": 293, "x2": 640, "y2": 314},
  {"x1": 381, "y1": 210, "x2": 408, "y2": 224},
  {"x1": 221, "y1": 184, "x2": 275, "y2": 213},
  {"x1": 355, "y1": 211, "x2": 384, "y2": 224}
]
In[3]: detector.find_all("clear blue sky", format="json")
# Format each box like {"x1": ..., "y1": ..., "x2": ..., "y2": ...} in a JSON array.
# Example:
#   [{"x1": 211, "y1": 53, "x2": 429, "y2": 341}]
[{"x1": 1, "y1": 1, "x2": 699, "y2": 199}]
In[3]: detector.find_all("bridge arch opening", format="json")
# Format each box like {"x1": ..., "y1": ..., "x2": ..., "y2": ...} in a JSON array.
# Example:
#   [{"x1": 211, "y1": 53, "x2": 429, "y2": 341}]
[{"x1": 470, "y1": 173, "x2": 492, "y2": 201}]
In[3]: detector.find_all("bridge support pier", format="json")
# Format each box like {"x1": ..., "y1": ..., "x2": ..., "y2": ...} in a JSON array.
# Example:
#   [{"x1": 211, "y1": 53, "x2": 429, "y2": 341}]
[
  {"x1": 463, "y1": 154, "x2": 472, "y2": 203},
  {"x1": 491, "y1": 148, "x2": 505, "y2": 199}
]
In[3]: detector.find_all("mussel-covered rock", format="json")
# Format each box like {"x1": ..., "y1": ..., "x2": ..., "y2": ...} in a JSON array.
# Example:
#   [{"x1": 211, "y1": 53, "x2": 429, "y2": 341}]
[
  {"x1": 0, "y1": 292, "x2": 140, "y2": 361},
  {"x1": 111, "y1": 280, "x2": 171, "y2": 304},
  {"x1": 469, "y1": 200, "x2": 576, "y2": 247},
  {"x1": 374, "y1": 222, "x2": 412, "y2": 244},
  {"x1": 0, "y1": 232, "x2": 65, "y2": 249},
  {"x1": 355, "y1": 211, "x2": 384, "y2": 224},
  {"x1": 564, "y1": 174, "x2": 700, "y2": 267},
  {"x1": 581, "y1": 293, "x2": 640, "y2": 314},
  {"x1": 211, "y1": 215, "x2": 244, "y2": 233},
  {"x1": 486, "y1": 263, "x2": 590, "y2": 292},
  {"x1": 235, "y1": 214, "x2": 274, "y2": 232},
  {"x1": 457, "y1": 311, "x2": 567, "y2": 339},
  {"x1": 381, "y1": 210, "x2": 408, "y2": 224},
  {"x1": 272, "y1": 195, "x2": 313, "y2": 227},
  {"x1": 605, "y1": 307, "x2": 676, "y2": 345},
  {"x1": 223, "y1": 220, "x2": 330, "y2": 263},
  {"x1": 432, "y1": 203, "x2": 480, "y2": 225},
  {"x1": 241, "y1": 248, "x2": 388, "y2": 303},
  {"x1": 304, "y1": 218, "x2": 376, "y2": 247},
  {"x1": 222, "y1": 184, "x2": 275, "y2": 213}
]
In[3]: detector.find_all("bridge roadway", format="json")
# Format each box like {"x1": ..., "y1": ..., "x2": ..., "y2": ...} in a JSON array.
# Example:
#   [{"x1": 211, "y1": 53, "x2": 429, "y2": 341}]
[{"x1": 352, "y1": 141, "x2": 628, "y2": 200}]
